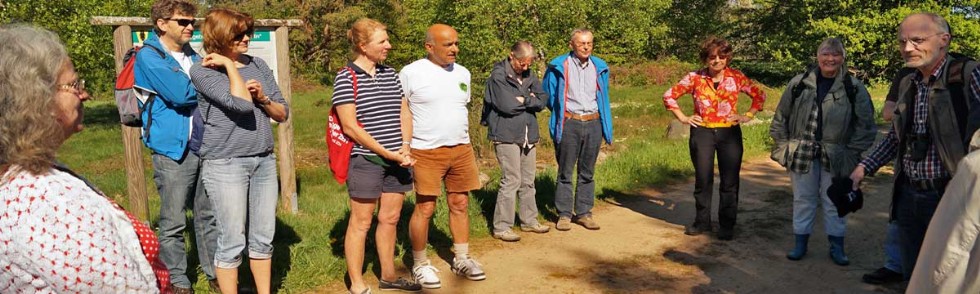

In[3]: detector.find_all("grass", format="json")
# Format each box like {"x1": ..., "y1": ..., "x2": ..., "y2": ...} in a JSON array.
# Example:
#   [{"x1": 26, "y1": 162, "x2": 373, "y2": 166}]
[{"x1": 56, "y1": 76, "x2": 891, "y2": 292}]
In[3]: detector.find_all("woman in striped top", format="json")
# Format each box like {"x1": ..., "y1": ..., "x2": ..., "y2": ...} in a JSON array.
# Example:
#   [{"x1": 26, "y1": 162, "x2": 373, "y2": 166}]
[
  {"x1": 333, "y1": 18, "x2": 419, "y2": 294},
  {"x1": 189, "y1": 8, "x2": 289, "y2": 294}
]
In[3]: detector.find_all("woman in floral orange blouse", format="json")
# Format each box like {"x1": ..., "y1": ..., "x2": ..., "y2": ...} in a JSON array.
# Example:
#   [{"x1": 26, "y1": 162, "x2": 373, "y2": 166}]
[{"x1": 662, "y1": 36, "x2": 766, "y2": 241}]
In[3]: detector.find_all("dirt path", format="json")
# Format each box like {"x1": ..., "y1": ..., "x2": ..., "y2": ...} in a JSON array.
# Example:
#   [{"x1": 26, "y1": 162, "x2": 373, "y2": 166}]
[{"x1": 320, "y1": 158, "x2": 906, "y2": 293}]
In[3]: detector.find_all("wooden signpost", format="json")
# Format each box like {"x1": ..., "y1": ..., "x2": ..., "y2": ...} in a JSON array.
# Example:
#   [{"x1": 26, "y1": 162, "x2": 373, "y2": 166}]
[{"x1": 91, "y1": 16, "x2": 303, "y2": 220}]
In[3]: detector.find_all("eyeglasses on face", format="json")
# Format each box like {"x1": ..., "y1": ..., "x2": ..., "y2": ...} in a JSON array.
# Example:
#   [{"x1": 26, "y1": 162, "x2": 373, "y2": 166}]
[
  {"x1": 897, "y1": 33, "x2": 944, "y2": 48},
  {"x1": 165, "y1": 17, "x2": 196, "y2": 27},
  {"x1": 58, "y1": 79, "x2": 86, "y2": 93}
]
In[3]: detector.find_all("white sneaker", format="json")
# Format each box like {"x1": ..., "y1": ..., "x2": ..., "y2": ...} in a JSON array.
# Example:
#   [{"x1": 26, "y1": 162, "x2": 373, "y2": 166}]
[
  {"x1": 451, "y1": 257, "x2": 486, "y2": 281},
  {"x1": 411, "y1": 260, "x2": 441, "y2": 289}
]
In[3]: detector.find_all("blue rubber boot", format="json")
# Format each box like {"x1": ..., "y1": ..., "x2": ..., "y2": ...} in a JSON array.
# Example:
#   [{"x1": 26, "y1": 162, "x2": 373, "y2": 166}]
[
  {"x1": 828, "y1": 235, "x2": 850, "y2": 266},
  {"x1": 786, "y1": 234, "x2": 809, "y2": 260}
]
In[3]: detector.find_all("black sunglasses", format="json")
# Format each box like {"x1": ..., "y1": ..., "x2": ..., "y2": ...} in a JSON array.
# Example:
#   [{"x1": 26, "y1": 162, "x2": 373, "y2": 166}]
[
  {"x1": 234, "y1": 29, "x2": 255, "y2": 41},
  {"x1": 165, "y1": 17, "x2": 196, "y2": 27}
]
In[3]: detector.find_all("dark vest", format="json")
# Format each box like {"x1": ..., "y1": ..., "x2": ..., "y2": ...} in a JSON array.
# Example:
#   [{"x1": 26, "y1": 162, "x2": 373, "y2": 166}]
[{"x1": 893, "y1": 56, "x2": 979, "y2": 177}]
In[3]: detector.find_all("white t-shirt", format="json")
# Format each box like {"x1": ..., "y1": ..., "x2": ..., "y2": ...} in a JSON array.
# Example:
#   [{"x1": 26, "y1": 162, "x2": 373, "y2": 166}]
[
  {"x1": 170, "y1": 50, "x2": 193, "y2": 77},
  {"x1": 399, "y1": 59, "x2": 472, "y2": 150}
]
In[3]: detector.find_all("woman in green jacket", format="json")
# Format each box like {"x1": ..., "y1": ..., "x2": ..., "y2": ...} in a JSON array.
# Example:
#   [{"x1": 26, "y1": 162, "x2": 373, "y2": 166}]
[{"x1": 769, "y1": 37, "x2": 877, "y2": 266}]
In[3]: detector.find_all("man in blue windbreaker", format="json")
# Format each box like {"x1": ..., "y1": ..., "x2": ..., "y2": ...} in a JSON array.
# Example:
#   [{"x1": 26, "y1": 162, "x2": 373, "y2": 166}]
[
  {"x1": 133, "y1": 0, "x2": 218, "y2": 292},
  {"x1": 542, "y1": 28, "x2": 614, "y2": 231}
]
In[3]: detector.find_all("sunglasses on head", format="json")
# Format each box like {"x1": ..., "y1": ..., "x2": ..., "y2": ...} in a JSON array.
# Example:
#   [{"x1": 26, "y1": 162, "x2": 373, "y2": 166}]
[{"x1": 165, "y1": 17, "x2": 196, "y2": 27}]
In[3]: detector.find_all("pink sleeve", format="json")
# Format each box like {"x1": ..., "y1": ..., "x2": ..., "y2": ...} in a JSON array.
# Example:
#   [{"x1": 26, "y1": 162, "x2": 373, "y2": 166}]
[{"x1": 664, "y1": 73, "x2": 695, "y2": 110}]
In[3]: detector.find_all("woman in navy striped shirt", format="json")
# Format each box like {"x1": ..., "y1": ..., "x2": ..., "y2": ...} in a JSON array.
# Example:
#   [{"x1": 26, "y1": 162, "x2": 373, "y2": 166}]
[
  {"x1": 190, "y1": 8, "x2": 289, "y2": 293},
  {"x1": 333, "y1": 18, "x2": 420, "y2": 294}
]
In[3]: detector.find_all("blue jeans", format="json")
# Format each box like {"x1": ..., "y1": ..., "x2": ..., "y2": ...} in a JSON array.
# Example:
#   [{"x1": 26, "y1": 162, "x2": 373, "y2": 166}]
[
  {"x1": 152, "y1": 153, "x2": 218, "y2": 287},
  {"x1": 789, "y1": 160, "x2": 846, "y2": 236},
  {"x1": 202, "y1": 153, "x2": 278, "y2": 269},
  {"x1": 555, "y1": 119, "x2": 602, "y2": 219},
  {"x1": 883, "y1": 221, "x2": 902, "y2": 273},
  {"x1": 895, "y1": 181, "x2": 944, "y2": 279}
]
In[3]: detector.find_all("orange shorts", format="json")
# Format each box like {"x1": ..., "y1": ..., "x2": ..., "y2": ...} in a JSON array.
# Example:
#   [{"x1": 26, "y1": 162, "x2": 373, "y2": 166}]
[{"x1": 411, "y1": 144, "x2": 481, "y2": 196}]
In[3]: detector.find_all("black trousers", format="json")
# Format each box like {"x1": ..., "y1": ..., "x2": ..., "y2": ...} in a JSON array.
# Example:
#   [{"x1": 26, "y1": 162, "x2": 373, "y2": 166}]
[{"x1": 689, "y1": 125, "x2": 743, "y2": 230}]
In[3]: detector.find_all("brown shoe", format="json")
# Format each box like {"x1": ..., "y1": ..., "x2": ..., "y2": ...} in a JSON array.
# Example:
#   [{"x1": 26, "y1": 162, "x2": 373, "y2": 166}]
[
  {"x1": 172, "y1": 284, "x2": 193, "y2": 294},
  {"x1": 556, "y1": 217, "x2": 572, "y2": 231},
  {"x1": 208, "y1": 279, "x2": 220, "y2": 293},
  {"x1": 574, "y1": 216, "x2": 600, "y2": 230}
]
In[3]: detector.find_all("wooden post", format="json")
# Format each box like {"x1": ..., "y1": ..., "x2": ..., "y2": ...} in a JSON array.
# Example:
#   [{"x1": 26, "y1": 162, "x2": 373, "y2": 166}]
[
  {"x1": 275, "y1": 25, "x2": 297, "y2": 213},
  {"x1": 112, "y1": 25, "x2": 151, "y2": 221}
]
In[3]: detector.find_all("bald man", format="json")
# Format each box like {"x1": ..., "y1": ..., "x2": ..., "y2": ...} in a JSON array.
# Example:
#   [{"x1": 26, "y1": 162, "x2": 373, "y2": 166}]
[
  {"x1": 399, "y1": 24, "x2": 485, "y2": 288},
  {"x1": 850, "y1": 12, "x2": 980, "y2": 280}
]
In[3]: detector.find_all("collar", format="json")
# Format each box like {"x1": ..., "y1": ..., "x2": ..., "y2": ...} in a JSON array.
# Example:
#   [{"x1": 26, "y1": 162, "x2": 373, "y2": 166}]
[
  {"x1": 569, "y1": 55, "x2": 591, "y2": 69},
  {"x1": 914, "y1": 55, "x2": 948, "y2": 84}
]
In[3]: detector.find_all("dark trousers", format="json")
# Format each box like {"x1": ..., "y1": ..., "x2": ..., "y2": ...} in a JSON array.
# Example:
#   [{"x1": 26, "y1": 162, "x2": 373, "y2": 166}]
[
  {"x1": 689, "y1": 125, "x2": 743, "y2": 230},
  {"x1": 895, "y1": 181, "x2": 944, "y2": 279},
  {"x1": 555, "y1": 119, "x2": 602, "y2": 219}
]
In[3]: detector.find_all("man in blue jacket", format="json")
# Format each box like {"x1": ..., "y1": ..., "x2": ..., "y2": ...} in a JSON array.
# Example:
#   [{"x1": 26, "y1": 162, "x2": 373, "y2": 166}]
[
  {"x1": 133, "y1": 1, "x2": 218, "y2": 292},
  {"x1": 542, "y1": 28, "x2": 614, "y2": 231}
]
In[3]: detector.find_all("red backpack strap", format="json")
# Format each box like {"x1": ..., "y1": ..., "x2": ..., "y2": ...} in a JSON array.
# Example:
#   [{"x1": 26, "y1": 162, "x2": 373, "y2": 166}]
[{"x1": 345, "y1": 66, "x2": 359, "y2": 103}]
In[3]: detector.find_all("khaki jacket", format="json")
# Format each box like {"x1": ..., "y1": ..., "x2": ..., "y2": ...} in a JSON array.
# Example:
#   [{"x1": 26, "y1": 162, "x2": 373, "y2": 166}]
[
  {"x1": 769, "y1": 68, "x2": 877, "y2": 177},
  {"x1": 907, "y1": 131, "x2": 980, "y2": 294}
]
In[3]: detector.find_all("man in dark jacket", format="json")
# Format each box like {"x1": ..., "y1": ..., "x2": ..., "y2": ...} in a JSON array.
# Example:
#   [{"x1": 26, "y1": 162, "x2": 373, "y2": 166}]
[
  {"x1": 482, "y1": 41, "x2": 550, "y2": 242},
  {"x1": 851, "y1": 12, "x2": 980, "y2": 280}
]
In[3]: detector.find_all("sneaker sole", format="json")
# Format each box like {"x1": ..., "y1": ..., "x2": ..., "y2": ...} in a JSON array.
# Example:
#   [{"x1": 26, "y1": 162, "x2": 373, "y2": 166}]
[
  {"x1": 418, "y1": 282, "x2": 440, "y2": 289},
  {"x1": 379, "y1": 287, "x2": 422, "y2": 292},
  {"x1": 520, "y1": 227, "x2": 550, "y2": 233},
  {"x1": 461, "y1": 273, "x2": 486, "y2": 281},
  {"x1": 492, "y1": 234, "x2": 521, "y2": 242}
]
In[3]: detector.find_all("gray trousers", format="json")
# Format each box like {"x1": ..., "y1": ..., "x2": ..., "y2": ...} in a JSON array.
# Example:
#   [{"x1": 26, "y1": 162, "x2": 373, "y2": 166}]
[{"x1": 492, "y1": 143, "x2": 541, "y2": 232}]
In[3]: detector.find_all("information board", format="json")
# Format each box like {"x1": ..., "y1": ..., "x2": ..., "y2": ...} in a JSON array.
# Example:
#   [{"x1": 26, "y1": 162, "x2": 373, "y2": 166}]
[{"x1": 132, "y1": 28, "x2": 280, "y2": 81}]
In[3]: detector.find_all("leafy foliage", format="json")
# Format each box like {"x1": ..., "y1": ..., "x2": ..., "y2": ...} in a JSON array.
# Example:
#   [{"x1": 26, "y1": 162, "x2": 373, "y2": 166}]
[{"x1": 4, "y1": 0, "x2": 980, "y2": 93}]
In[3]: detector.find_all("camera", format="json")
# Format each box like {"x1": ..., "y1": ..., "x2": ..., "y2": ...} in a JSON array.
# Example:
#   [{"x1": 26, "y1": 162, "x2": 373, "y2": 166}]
[{"x1": 907, "y1": 133, "x2": 930, "y2": 161}]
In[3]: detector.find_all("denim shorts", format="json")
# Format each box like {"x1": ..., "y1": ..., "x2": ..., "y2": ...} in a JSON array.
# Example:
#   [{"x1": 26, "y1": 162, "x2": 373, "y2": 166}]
[
  {"x1": 346, "y1": 154, "x2": 413, "y2": 199},
  {"x1": 201, "y1": 153, "x2": 278, "y2": 269}
]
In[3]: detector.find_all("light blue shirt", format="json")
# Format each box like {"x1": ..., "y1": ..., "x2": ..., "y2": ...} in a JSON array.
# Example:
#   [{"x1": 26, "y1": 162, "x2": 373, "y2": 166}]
[{"x1": 564, "y1": 56, "x2": 598, "y2": 114}]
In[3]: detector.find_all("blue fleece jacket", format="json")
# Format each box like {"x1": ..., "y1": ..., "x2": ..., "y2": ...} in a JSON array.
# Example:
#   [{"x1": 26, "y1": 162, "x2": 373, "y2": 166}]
[
  {"x1": 541, "y1": 53, "x2": 613, "y2": 144},
  {"x1": 133, "y1": 33, "x2": 201, "y2": 161}
]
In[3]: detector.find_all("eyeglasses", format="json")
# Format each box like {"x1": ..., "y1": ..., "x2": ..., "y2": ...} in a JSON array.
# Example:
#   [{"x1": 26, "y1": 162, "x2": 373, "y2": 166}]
[
  {"x1": 58, "y1": 79, "x2": 86, "y2": 93},
  {"x1": 898, "y1": 33, "x2": 944, "y2": 48},
  {"x1": 165, "y1": 17, "x2": 196, "y2": 27}
]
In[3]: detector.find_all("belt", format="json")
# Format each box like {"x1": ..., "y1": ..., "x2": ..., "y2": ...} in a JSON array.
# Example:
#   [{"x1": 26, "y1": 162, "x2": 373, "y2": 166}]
[
  {"x1": 565, "y1": 112, "x2": 599, "y2": 121},
  {"x1": 909, "y1": 177, "x2": 950, "y2": 191},
  {"x1": 701, "y1": 122, "x2": 735, "y2": 128}
]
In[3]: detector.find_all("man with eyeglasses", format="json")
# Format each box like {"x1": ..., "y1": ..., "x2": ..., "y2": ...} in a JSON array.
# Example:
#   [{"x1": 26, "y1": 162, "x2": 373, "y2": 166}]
[
  {"x1": 542, "y1": 28, "x2": 614, "y2": 231},
  {"x1": 850, "y1": 12, "x2": 980, "y2": 282},
  {"x1": 133, "y1": 0, "x2": 219, "y2": 293}
]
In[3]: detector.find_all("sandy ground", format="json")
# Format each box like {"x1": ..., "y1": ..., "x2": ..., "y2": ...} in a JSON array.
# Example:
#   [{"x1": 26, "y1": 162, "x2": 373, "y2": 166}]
[{"x1": 318, "y1": 158, "x2": 907, "y2": 294}]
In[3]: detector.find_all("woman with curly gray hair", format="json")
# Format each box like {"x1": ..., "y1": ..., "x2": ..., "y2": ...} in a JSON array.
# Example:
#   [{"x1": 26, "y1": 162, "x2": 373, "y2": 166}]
[{"x1": 0, "y1": 24, "x2": 171, "y2": 292}]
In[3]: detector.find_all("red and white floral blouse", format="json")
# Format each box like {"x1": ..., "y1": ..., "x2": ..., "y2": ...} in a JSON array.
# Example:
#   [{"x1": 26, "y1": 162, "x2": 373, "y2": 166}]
[
  {"x1": 0, "y1": 166, "x2": 170, "y2": 293},
  {"x1": 663, "y1": 67, "x2": 766, "y2": 128}
]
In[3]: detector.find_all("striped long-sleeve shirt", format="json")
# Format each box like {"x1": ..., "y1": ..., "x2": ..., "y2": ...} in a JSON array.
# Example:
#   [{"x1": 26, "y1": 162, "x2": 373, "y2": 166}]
[{"x1": 190, "y1": 55, "x2": 290, "y2": 160}]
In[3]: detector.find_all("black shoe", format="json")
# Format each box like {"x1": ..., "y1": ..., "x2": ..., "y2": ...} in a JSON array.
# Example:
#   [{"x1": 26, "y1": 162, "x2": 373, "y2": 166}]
[
  {"x1": 379, "y1": 277, "x2": 422, "y2": 292},
  {"x1": 862, "y1": 267, "x2": 903, "y2": 285},
  {"x1": 684, "y1": 225, "x2": 709, "y2": 236},
  {"x1": 717, "y1": 228, "x2": 734, "y2": 241}
]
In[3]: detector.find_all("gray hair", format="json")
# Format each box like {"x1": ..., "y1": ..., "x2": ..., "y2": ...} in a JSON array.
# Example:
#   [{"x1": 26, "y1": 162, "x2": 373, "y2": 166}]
[
  {"x1": 569, "y1": 28, "x2": 593, "y2": 44},
  {"x1": 510, "y1": 40, "x2": 534, "y2": 59},
  {"x1": 900, "y1": 12, "x2": 951, "y2": 35},
  {"x1": 0, "y1": 24, "x2": 70, "y2": 175},
  {"x1": 816, "y1": 37, "x2": 846, "y2": 59}
]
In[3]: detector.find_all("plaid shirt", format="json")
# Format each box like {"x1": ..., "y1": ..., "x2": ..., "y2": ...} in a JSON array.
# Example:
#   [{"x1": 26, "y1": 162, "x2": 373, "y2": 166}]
[
  {"x1": 861, "y1": 57, "x2": 953, "y2": 180},
  {"x1": 788, "y1": 95, "x2": 829, "y2": 173}
]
